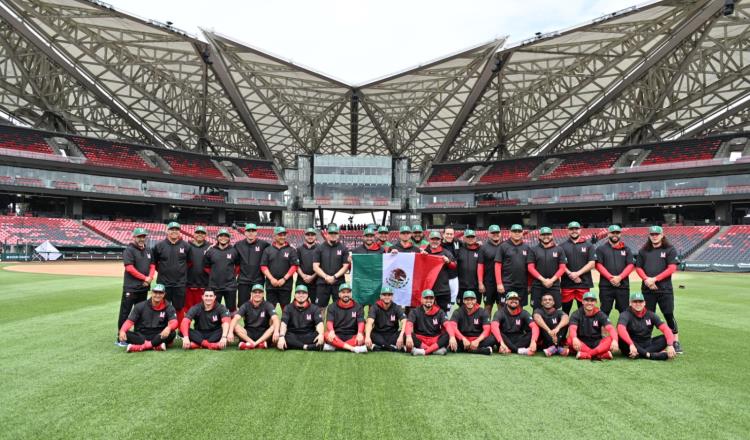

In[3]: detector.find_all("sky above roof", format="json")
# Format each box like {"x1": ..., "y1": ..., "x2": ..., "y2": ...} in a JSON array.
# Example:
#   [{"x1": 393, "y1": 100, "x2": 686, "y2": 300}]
[{"x1": 106, "y1": 0, "x2": 643, "y2": 85}]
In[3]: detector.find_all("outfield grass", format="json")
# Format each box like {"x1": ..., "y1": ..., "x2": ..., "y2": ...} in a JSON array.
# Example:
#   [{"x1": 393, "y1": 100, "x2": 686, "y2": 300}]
[{"x1": 1, "y1": 266, "x2": 749, "y2": 439}]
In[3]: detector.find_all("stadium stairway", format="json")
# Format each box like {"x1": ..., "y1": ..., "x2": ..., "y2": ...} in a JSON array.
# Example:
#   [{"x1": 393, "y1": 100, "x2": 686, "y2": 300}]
[{"x1": 684, "y1": 225, "x2": 731, "y2": 261}]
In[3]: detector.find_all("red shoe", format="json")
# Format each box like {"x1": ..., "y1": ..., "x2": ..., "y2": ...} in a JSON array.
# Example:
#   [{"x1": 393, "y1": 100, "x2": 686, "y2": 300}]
[
  {"x1": 189, "y1": 342, "x2": 201, "y2": 349},
  {"x1": 257, "y1": 341, "x2": 267, "y2": 349},
  {"x1": 559, "y1": 347, "x2": 570, "y2": 357},
  {"x1": 576, "y1": 351, "x2": 591, "y2": 360},
  {"x1": 238, "y1": 342, "x2": 253, "y2": 350},
  {"x1": 207, "y1": 342, "x2": 222, "y2": 350},
  {"x1": 153, "y1": 343, "x2": 167, "y2": 351},
  {"x1": 126, "y1": 344, "x2": 142, "y2": 353},
  {"x1": 142, "y1": 341, "x2": 153, "y2": 351},
  {"x1": 597, "y1": 351, "x2": 613, "y2": 361}
]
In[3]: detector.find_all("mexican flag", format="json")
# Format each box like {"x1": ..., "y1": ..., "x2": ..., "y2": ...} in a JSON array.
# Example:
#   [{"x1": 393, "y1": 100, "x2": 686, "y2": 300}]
[{"x1": 351, "y1": 253, "x2": 445, "y2": 307}]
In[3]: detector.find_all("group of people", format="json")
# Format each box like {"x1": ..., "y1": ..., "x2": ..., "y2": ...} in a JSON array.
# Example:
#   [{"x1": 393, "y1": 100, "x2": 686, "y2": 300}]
[{"x1": 117, "y1": 221, "x2": 681, "y2": 360}]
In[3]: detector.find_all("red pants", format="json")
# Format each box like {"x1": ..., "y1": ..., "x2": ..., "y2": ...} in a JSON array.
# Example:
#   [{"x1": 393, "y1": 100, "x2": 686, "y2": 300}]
[
  {"x1": 561, "y1": 288, "x2": 587, "y2": 303},
  {"x1": 185, "y1": 287, "x2": 205, "y2": 311},
  {"x1": 330, "y1": 334, "x2": 362, "y2": 349},
  {"x1": 568, "y1": 336, "x2": 612, "y2": 358}
]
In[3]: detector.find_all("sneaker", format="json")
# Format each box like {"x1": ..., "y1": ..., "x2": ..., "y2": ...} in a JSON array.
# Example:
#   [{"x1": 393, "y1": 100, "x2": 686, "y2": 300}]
[
  {"x1": 559, "y1": 347, "x2": 570, "y2": 357},
  {"x1": 433, "y1": 347, "x2": 448, "y2": 356},
  {"x1": 153, "y1": 343, "x2": 167, "y2": 351},
  {"x1": 517, "y1": 348, "x2": 529, "y2": 356},
  {"x1": 257, "y1": 341, "x2": 267, "y2": 349},
  {"x1": 323, "y1": 343, "x2": 336, "y2": 352},
  {"x1": 411, "y1": 348, "x2": 426, "y2": 356},
  {"x1": 238, "y1": 342, "x2": 250, "y2": 350},
  {"x1": 576, "y1": 351, "x2": 591, "y2": 360},
  {"x1": 115, "y1": 340, "x2": 128, "y2": 347},
  {"x1": 673, "y1": 340, "x2": 684, "y2": 354},
  {"x1": 543, "y1": 346, "x2": 556, "y2": 357},
  {"x1": 125, "y1": 344, "x2": 139, "y2": 353},
  {"x1": 353, "y1": 346, "x2": 368, "y2": 354},
  {"x1": 477, "y1": 346, "x2": 493, "y2": 356},
  {"x1": 189, "y1": 342, "x2": 201, "y2": 349},
  {"x1": 387, "y1": 344, "x2": 400, "y2": 352},
  {"x1": 598, "y1": 351, "x2": 613, "y2": 361}
]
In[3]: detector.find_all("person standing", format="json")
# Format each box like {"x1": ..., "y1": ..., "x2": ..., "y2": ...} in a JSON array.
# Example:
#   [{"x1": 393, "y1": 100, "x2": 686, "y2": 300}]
[
  {"x1": 494, "y1": 224, "x2": 531, "y2": 307},
  {"x1": 151, "y1": 221, "x2": 190, "y2": 323},
  {"x1": 477, "y1": 224, "x2": 503, "y2": 315},
  {"x1": 296, "y1": 227, "x2": 319, "y2": 304},
  {"x1": 235, "y1": 223, "x2": 270, "y2": 309},
  {"x1": 422, "y1": 231, "x2": 458, "y2": 312},
  {"x1": 455, "y1": 229, "x2": 481, "y2": 305},
  {"x1": 260, "y1": 226, "x2": 299, "y2": 309},
  {"x1": 527, "y1": 227, "x2": 568, "y2": 309},
  {"x1": 594, "y1": 225, "x2": 635, "y2": 316},
  {"x1": 185, "y1": 226, "x2": 209, "y2": 315},
  {"x1": 203, "y1": 229, "x2": 241, "y2": 311},
  {"x1": 117, "y1": 227, "x2": 155, "y2": 346},
  {"x1": 559, "y1": 221, "x2": 596, "y2": 315},
  {"x1": 312, "y1": 224, "x2": 349, "y2": 309}
]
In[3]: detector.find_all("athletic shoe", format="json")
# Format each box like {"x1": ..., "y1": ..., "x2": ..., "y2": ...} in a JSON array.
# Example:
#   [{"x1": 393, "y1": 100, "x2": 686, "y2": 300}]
[
  {"x1": 411, "y1": 348, "x2": 426, "y2": 356},
  {"x1": 598, "y1": 351, "x2": 613, "y2": 361},
  {"x1": 189, "y1": 342, "x2": 201, "y2": 349},
  {"x1": 517, "y1": 348, "x2": 529, "y2": 356},
  {"x1": 125, "y1": 344, "x2": 140, "y2": 353},
  {"x1": 559, "y1": 347, "x2": 570, "y2": 357},
  {"x1": 433, "y1": 347, "x2": 448, "y2": 356},
  {"x1": 257, "y1": 341, "x2": 267, "y2": 349},
  {"x1": 543, "y1": 346, "x2": 556, "y2": 357},
  {"x1": 387, "y1": 344, "x2": 400, "y2": 352},
  {"x1": 353, "y1": 346, "x2": 368, "y2": 354},
  {"x1": 238, "y1": 342, "x2": 251, "y2": 350},
  {"x1": 153, "y1": 343, "x2": 166, "y2": 351},
  {"x1": 650, "y1": 352, "x2": 668, "y2": 361},
  {"x1": 576, "y1": 351, "x2": 591, "y2": 360},
  {"x1": 477, "y1": 346, "x2": 493, "y2": 356},
  {"x1": 323, "y1": 343, "x2": 336, "y2": 352},
  {"x1": 370, "y1": 344, "x2": 383, "y2": 352},
  {"x1": 673, "y1": 340, "x2": 684, "y2": 354},
  {"x1": 115, "y1": 340, "x2": 128, "y2": 347}
]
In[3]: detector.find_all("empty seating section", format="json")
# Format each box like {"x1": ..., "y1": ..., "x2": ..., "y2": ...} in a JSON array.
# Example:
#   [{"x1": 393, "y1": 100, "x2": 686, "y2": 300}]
[
  {"x1": 72, "y1": 136, "x2": 157, "y2": 173},
  {"x1": 618, "y1": 226, "x2": 719, "y2": 258},
  {"x1": 82, "y1": 220, "x2": 186, "y2": 248},
  {"x1": 0, "y1": 125, "x2": 54, "y2": 154},
  {"x1": 724, "y1": 185, "x2": 750, "y2": 194},
  {"x1": 427, "y1": 164, "x2": 471, "y2": 183},
  {"x1": 692, "y1": 226, "x2": 750, "y2": 264},
  {"x1": 181, "y1": 225, "x2": 245, "y2": 244},
  {"x1": 0, "y1": 216, "x2": 115, "y2": 247},
  {"x1": 477, "y1": 199, "x2": 520, "y2": 207},
  {"x1": 53, "y1": 181, "x2": 80, "y2": 191},
  {"x1": 640, "y1": 139, "x2": 721, "y2": 166},
  {"x1": 160, "y1": 151, "x2": 225, "y2": 180},
  {"x1": 541, "y1": 150, "x2": 622, "y2": 180},
  {"x1": 14, "y1": 177, "x2": 44, "y2": 187},
  {"x1": 190, "y1": 194, "x2": 225, "y2": 203},
  {"x1": 667, "y1": 187, "x2": 706, "y2": 197},
  {"x1": 235, "y1": 159, "x2": 279, "y2": 181},
  {"x1": 479, "y1": 157, "x2": 542, "y2": 185}
]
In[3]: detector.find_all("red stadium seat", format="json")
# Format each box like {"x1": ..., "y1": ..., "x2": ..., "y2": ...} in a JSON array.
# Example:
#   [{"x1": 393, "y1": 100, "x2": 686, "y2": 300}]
[{"x1": 0, "y1": 216, "x2": 115, "y2": 247}]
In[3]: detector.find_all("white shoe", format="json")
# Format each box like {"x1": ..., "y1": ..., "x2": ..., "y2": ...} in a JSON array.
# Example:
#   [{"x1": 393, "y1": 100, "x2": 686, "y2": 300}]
[
  {"x1": 518, "y1": 348, "x2": 529, "y2": 355},
  {"x1": 353, "y1": 345, "x2": 368, "y2": 354},
  {"x1": 411, "y1": 348, "x2": 426, "y2": 356},
  {"x1": 125, "y1": 344, "x2": 135, "y2": 352},
  {"x1": 323, "y1": 343, "x2": 336, "y2": 352},
  {"x1": 433, "y1": 347, "x2": 448, "y2": 356}
]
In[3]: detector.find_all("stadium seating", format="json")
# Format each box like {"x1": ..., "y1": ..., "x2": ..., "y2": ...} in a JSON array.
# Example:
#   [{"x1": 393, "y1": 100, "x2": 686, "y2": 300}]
[
  {"x1": 0, "y1": 125, "x2": 54, "y2": 154},
  {"x1": 666, "y1": 187, "x2": 706, "y2": 197},
  {"x1": 0, "y1": 216, "x2": 115, "y2": 247},
  {"x1": 159, "y1": 151, "x2": 226, "y2": 180},
  {"x1": 477, "y1": 199, "x2": 521, "y2": 207},
  {"x1": 723, "y1": 185, "x2": 750, "y2": 194},
  {"x1": 82, "y1": 220, "x2": 193, "y2": 248},
  {"x1": 180, "y1": 224, "x2": 245, "y2": 244},
  {"x1": 479, "y1": 157, "x2": 542, "y2": 185},
  {"x1": 53, "y1": 181, "x2": 81, "y2": 191},
  {"x1": 234, "y1": 159, "x2": 280, "y2": 181},
  {"x1": 540, "y1": 150, "x2": 622, "y2": 180},
  {"x1": 13, "y1": 177, "x2": 45, "y2": 187},
  {"x1": 426, "y1": 163, "x2": 471, "y2": 184},
  {"x1": 640, "y1": 138, "x2": 721, "y2": 166},
  {"x1": 618, "y1": 226, "x2": 719, "y2": 258},
  {"x1": 72, "y1": 136, "x2": 158, "y2": 173},
  {"x1": 690, "y1": 225, "x2": 750, "y2": 264}
]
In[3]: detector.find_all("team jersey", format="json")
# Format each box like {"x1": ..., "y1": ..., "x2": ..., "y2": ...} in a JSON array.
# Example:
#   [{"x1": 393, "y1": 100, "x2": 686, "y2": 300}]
[
  {"x1": 282, "y1": 301, "x2": 323, "y2": 334},
  {"x1": 326, "y1": 300, "x2": 365, "y2": 337},
  {"x1": 313, "y1": 241, "x2": 349, "y2": 285},
  {"x1": 569, "y1": 307, "x2": 610, "y2": 346},
  {"x1": 123, "y1": 243, "x2": 152, "y2": 291},
  {"x1": 152, "y1": 238, "x2": 190, "y2": 287},
  {"x1": 260, "y1": 242, "x2": 299, "y2": 290},
  {"x1": 636, "y1": 245, "x2": 679, "y2": 291},
  {"x1": 127, "y1": 299, "x2": 177, "y2": 333},
  {"x1": 236, "y1": 300, "x2": 276, "y2": 330},
  {"x1": 235, "y1": 238, "x2": 270, "y2": 285},
  {"x1": 367, "y1": 301, "x2": 406, "y2": 334},
  {"x1": 527, "y1": 244, "x2": 568, "y2": 287},
  {"x1": 391, "y1": 241, "x2": 419, "y2": 253},
  {"x1": 185, "y1": 303, "x2": 231, "y2": 332},
  {"x1": 350, "y1": 243, "x2": 385, "y2": 254},
  {"x1": 455, "y1": 244, "x2": 481, "y2": 290},
  {"x1": 425, "y1": 245, "x2": 456, "y2": 296},
  {"x1": 533, "y1": 307, "x2": 567, "y2": 330},
  {"x1": 186, "y1": 241, "x2": 209, "y2": 288},
  {"x1": 297, "y1": 242, "x2": 318, "y2": 277},
  {"x1": 450, "y1": 305, "x2": 490, "y2": 337},
  {"x1": 618, "y1": 309, "x2": 665, "y2": 345},
  {"x1": 495, "y1": 240, "x2": 530, "y2": 289},
  {"x1": 559, "y1": 239, "x2": 595, "y2": 289},
  {"x1": 492, "y1": 307, "x2": 534, "y2": 336},
  {"x1": 407, "y1": 305, "x2": 446, "y2": 337},
  {"x1": 478, "y1": 240, "x2": 503, "y2": 286},
  {"x1": 594, "y1": 241, "x2": 635, "y2": 289},
  {"x1": 203, "y1": 244, "x2": 240, "y2": 291}
]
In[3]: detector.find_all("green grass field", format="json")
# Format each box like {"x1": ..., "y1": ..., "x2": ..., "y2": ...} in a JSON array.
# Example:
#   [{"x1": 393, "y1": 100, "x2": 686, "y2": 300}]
[{"x1": 1, "y1": 265, "x2": 749, "y2": 439}]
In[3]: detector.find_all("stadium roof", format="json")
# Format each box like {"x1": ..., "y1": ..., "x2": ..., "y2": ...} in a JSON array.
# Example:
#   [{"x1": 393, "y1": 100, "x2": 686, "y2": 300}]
[{"x1": 0, "y1": 0, "x2": 747, "y2": 172}]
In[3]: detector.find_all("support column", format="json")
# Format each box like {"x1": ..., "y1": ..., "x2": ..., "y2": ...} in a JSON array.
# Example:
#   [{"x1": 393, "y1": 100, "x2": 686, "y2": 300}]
[
  {"x1": 155, "y1": 204, "x2": 170, "y2": 223},
  {"x1": 714, "y1": 201, "x2": 730, "y2": 226},
  {"x1": 271, "y1": 210, "x2": 283, "y2": 226},
  {"x1": 612, "y1": 206, "x2": 626, "y2": 226},
  {"x1": 66, "y1": 197, "x2": 83, "y2": 219},
  {"x1": 475, "y1": 212, "x2": 488, "y2": 229},
  {"x1": 213, "y1": 207, "x2": 226, "y2": 225}
]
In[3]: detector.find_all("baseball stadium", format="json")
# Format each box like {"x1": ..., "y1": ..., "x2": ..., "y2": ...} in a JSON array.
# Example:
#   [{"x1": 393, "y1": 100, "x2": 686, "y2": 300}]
[{"x1": 1, "y1": 0, "x2": 749, "y2": 438}]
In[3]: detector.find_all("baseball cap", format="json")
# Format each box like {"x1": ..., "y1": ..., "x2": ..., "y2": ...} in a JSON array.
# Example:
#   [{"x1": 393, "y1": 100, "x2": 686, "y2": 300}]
[
  {"x1": 295, "y1": 285, "x2": 309, "y2": 293},
  {"x1": 649, "y1": 225, "x2": 663, "y2": 234},
  {"x1": 608, "y1": 225, "x2": 622, "y2": 233},
  {"x1": 488, "y1": 225, "x2": 501, "y2": 233},
  {"x1": 152, "y1": 283, "x2": 165, "y2": 292},
  {"x1": 244, "y1": 223, "x2": 258, "y2": 231},
  {"x1": 274, "y1": 226, "x2": 287, "y2": 235},
  {"x1": 380, "y1": 286, "x2": 394, "y2": 295},
  {"x1": 539, "y1": 226, "x2": 553, "y2": 235},
  {"x1": 421, "y1": 289, "x2": 435, "y2": 298},
  {"x1": 510, "y1": 224, "x2": 523, "y2": 232},
  {"x1": 429, "y1": 231, "x2": 441, "y2": 239},
  {"x1": 327, "y1": 224, "x2": 340, "y2": 233},
  {"x1": 167, "y1": 221, "x2": 180, "y2": 230},
  {"x1": 363, "y1": 228, "x2": 375, "y2": 236},
  {"x1": 464, "y1": 229, "x2": 476, "y2": 237},
  {"x1": 567, "y1": 221, "x2": 581, "y2": 229},
  {"x1": 399, "y1": 225, "x2": 412, "y2": 233},
  {"x1": 583, "y1": 291, "x2": 597, "y2": 301},
  {"x1": 412, "y1": 225, "x2": 424, "y2": 232},
  {"x1": 630, "y1": 292, "x2": 645, "y2": 301},
  {"x1": 505, "y1": 291, "x2": 519, "y2": 301},
  {"x1": 305, "y1": 227, "x2": 317, "y2": 235},
  {"x1": 462, "y1": 290, "x2": 477, "y2": 299},
  {"x1": 217, "y1": 228, "x2": 230, "y2": 237},
  {"x1": 338, "y1": 283, "x2": 352, "y2": 292},
  {"x1": 194, "y1": 226, "x2": 207, "y2": 234},
  {"x1": 251, "y1": 284, "x2": 265, "y2": 292},
  {"x1": 377, "y1": 226, "x2": 389, "y2": 233},
  {"x1": 132, "y1": 227, "x2": 148, "y2": 237}
]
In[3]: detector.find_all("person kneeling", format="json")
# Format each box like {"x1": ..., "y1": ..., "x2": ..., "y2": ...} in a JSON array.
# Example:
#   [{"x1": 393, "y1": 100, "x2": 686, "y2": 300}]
[
  {"x1": 119, "y1": 284, "x2": 178, "y2": 352},
  {"x1": 277, "y1": 285, "x2": 325, "y2": 351},
  {"x1": 446, "y1": 291, "x2": 493, "y2": 355},
  {"x1": 404, "y1": 290, "x2": 449, "y2": 356},
  {"x1": 568, "y1": 291, "x2": 618, "y2": 360},
  {"x1": 365, "y1": 287, "x2": 406, "y2": 352},
  {"x1": 180, "y1": 290, "x2": 231, "y2": 350},
  {"x1": 617, "y1": 292, "x2": 676, "y2": 361},
  {"x1": 323, "y1": 283, "x2": 367, "y2": 353},
  {"x1": 491, "y1": 291, "x2": 539, "y2": 356},
  {"x1": 230, "y1": 284, "x2": 280, "y2": 350}
]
